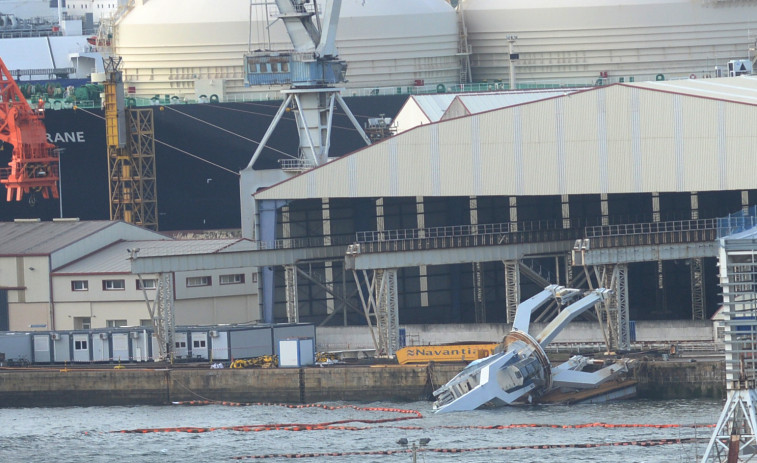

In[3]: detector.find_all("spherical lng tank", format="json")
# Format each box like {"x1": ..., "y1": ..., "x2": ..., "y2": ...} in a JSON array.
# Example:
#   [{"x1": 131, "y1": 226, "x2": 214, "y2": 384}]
[
  {"x1": 461, "y1": 0, "x2": 757, "y2": 84},
  {"x1": 113, "y1": 0, "x2": 459, "y2": 99}
]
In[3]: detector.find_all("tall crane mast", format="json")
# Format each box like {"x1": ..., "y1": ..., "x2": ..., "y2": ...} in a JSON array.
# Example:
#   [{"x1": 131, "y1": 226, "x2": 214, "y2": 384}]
[
  {"x1": 240, "y1": 0, "x2": 371, "y2": 240},
  {"x1": 101, "y1": 56, "x2": 158, "y2": 230},
  {"x1": 0, "y1": 57, "x2": 60, "y2": 203}
]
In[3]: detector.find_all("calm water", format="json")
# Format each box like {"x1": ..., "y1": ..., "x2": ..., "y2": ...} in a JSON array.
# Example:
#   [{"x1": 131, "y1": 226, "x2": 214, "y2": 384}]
[{"x1": 0, "y1": 399, "x2": 723, "y2": 462}]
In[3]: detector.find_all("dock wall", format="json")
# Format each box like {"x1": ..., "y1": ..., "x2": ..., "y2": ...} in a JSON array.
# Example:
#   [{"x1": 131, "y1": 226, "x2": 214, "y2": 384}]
[{"x1": 0, "y1": 360, "x2": 725, "y2": 407}]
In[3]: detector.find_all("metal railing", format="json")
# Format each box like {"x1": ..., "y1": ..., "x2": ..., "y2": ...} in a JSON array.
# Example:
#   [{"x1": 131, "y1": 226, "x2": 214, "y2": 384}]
[
  {"x1": 718, "y1": 205, "x2": 757, "y2": 238},
  {"x1": 586, "y1": 218, "x2": 719, "y2": 237},
  {"x1": 252, "y1": 234, "x2": 354, "y2": 251},
  {"x1": 244, "y1": 210, "x2": 757, "y2": 254},
  {"x1": 585, "y1": 219, "x2": 719, "y2": 249},
  {"x1": 353, "y1": 220, "x2": 578, "y2": 254}
]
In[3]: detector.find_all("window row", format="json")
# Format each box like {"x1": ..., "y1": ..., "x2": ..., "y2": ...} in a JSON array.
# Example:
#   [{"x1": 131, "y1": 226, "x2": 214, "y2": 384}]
[
  {"x1": 187, "y1": 273, "x2": 257, "y2": 287},
  {"x1": 72, "y1": 318, "x2": 152, "y2": 330},
  {"x1": 71, "y1": 279, "x2": 157, "y2": 291},
  {"x1": 70, "y1": 274, "x2": 258, "y2": 291}
]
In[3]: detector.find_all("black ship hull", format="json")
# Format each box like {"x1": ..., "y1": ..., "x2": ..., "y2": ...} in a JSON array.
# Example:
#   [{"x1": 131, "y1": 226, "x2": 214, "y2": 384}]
[{"x1": 0, "y1": 94, "x2": 408, "y2": 230}]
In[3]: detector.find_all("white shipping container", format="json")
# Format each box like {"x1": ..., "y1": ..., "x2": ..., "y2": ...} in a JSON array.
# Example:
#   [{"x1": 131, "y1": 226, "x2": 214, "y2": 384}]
[{"x1": 278, "y1": 338, "x2": 314, "y2": 368}]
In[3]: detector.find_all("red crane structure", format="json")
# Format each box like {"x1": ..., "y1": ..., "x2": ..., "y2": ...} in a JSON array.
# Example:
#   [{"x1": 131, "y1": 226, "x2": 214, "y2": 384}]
[{"x1": 0, "y1": 57, "x2": 59, "y2": 202}]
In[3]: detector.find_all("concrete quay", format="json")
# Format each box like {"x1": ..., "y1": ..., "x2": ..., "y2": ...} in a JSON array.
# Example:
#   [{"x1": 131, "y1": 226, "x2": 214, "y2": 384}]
[{"x1": 0, "y1": 359, "x2": 725, "y2": 407}]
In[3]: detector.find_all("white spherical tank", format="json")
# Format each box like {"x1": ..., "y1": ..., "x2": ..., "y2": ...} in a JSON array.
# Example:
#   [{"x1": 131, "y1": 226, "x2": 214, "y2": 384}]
[
  {"x1": 113, "y1": 0, "x2": 459, "y2": 99},
  {"x1": 461, "y1": 0, "x2": 757, "y2": 85}
]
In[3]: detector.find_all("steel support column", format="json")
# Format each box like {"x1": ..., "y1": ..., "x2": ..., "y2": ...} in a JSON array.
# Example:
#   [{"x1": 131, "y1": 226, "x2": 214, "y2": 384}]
[
  {"x1": 473, "y1": 262, "x2": 486, "y2": 323},
  {"x1": 702, "y1": 386, "x2": 757, "y2": 463},
  {"x1": 284, "y1": 264, "x2": 299, "y2": 323},
  {"x1": 596, "y1": 265, "x2": 617, "y2": 351},
  {"x1": 352, "y1": 268, "x2": 400, "y2": 357},
  {"x1": 158, "y1": 272, "x2": 175, "y2": 363},
  {"x1": 703, "y1": 238, "x2": 757, "y2": 462},
  {"x1": 596, "y1": 264, "x2": 630, "y2": 351},
  {"x1": 504, "y1": 260, "x2": 520, "y2": 323},
  {"x1": 691, "y1": 257, "x2": 706, "y2": 320},
  {"x1": 615, "y1": 263, "x2": 630, "y2": 351}
]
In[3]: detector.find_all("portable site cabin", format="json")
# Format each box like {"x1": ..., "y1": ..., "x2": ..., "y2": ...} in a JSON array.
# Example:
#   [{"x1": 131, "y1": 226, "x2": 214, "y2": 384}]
[
  {"x1": 2, "y1": 323, "x2": 316, "y2": 364},
  {"x1": 0, "y1": 332, "x2": 33, "y2": 364},
  {"x1": 272, "y1": 324, "x2": 316, "y2": 356}
]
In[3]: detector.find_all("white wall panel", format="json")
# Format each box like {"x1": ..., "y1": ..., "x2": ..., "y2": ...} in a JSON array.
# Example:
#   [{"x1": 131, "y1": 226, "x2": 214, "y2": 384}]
[
  {"x1": 520, "y1": 102, "x2": 560, "y2": 195},
  {"x1": 563, "y1": 92, "x2": 601, "y2": 194},
  {"x1": 439, "y1": 117, "x2": 474, "y2": 195},
  {"x1": 256, "y1": 84, "x2": 757, "y2": 201}
]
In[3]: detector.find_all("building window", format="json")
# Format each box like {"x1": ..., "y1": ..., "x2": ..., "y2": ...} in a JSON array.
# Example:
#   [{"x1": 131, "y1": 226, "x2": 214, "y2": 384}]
[
  {"x1": 71, "y1": 280, "x2": 89, "y2": 291},
  {"x1": 74, "y1": 340, "x2": 88, "y2": 350},
  {"x1": 186, "y1": 276, "x2": 211, "y2": 287},
  {"x1": 220, "y1": 273, "x2": 244, "y2": 285},
  {"x1": 74, "y1": 317, "x2": 91, "y2": 330},
  {"x1": 106, "y1": 319, "x2": 127, "y2": 328},
  {"x1": 140, "y1": 319, "x2": 154, "y2": 327},
  {"x1": 251, "y1": 272, "x2": 258, "y2": 283},
  {"x1": 102, "y1": 279, "x2": 125, "y2": 291},
  {"x1": 193, "y1": 339, "x2": 206, "y2": 348},
  {"x1": 175, "y1": 340, "x2": 187, "y2": 348},
  {"x1": 136, "y1": 279, "x2": 157, "y2": 290}
]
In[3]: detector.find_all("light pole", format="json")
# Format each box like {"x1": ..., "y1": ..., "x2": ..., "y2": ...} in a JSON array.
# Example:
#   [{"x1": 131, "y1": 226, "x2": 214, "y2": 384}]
[{"x1": 506, "y1": 34, "x2": 518, "y2": 90}]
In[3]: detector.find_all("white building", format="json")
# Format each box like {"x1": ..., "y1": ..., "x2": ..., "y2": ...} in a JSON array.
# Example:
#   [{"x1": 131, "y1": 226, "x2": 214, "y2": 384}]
[{"x1": 0, "y1": 219, "x2": 259, "y2": 331}]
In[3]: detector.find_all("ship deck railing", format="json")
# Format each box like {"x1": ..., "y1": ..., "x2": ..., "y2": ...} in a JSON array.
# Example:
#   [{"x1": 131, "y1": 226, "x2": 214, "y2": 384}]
[{"x1": 30, "y1": 71, "x2": 713, "y2": 111}]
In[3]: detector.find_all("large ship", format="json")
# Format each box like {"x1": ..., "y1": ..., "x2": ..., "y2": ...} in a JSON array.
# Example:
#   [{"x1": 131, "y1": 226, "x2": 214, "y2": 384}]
[
  {"x1": 0, "y1": 94, "x2": 409, "y2": 230},
  {"x1": 3, "y1": 0, "x2": 757, "y2": 230}
]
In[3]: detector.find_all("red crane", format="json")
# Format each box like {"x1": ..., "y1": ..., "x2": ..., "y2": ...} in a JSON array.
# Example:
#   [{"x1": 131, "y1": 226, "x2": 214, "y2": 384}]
[{"x1": 0, "y1": 57, "x2": 59, "y2": 202}]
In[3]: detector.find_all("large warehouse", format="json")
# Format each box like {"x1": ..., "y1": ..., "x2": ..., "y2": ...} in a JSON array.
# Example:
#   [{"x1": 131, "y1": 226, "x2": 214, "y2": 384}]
[{"x1": 133, "y1": 76, "x2": 757, "y2": 353}]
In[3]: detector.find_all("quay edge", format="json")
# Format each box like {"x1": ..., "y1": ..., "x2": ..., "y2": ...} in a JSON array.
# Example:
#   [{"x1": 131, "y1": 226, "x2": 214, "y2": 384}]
[{"x1": 0, "y1": 360, "x2": 724, "y2": 407}]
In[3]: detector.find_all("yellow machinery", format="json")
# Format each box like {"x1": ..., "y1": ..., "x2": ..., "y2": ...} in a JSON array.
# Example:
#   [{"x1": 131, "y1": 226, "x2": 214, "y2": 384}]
[{"x1": 103, "y1": 56, "x2": 158, "y2": 230}]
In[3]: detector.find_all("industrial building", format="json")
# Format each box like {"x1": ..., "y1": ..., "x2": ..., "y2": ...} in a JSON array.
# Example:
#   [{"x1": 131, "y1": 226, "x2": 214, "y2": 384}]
[
  {"x1": 128, "y1": 76, "x2": 757, "y2": 355},
  {"x1": 0, "y1": 219, "x2": 259, "y2": 331}
]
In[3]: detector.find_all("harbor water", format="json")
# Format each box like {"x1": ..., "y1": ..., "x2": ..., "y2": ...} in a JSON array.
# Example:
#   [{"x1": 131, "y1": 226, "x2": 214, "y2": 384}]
[{"x1": 0, "y1": 399, "x2": 723, "y2": 462}]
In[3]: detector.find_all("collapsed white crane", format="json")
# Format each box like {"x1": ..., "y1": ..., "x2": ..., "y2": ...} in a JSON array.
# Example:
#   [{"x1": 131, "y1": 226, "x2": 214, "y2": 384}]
[{"x1": 433, "y1": 285, "x2": 630, "y2": 413}]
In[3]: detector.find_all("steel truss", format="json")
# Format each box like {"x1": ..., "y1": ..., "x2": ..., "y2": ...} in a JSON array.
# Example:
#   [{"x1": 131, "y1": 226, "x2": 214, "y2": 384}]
[
  {"x1": 702, "y1": 386, "x2": 757, "y2": 463},
  {"x1": 352, "y1": 268, "x2": 400, "y2": 357},
  {"x1": 504, "y1": 260, "x2": 520, "y2": 323},
  {"x1": 473, "y1": 262, "x2": 486, "y2": 323},
  {"x1": 691, "y1": 257, "x2": 706, "y2": 320},
  {"x1": 594, "y1": 264, "x2": 630, "y2": 352},
  {"x1": 155, "y1": 273, "x2": 175, "y2": 362},
  {"x1": 284, "y1": 264, "x2": 299, "y2": 323},
  {"x1": 702, "y1": 242, "x2": 757, "y2": 462}
]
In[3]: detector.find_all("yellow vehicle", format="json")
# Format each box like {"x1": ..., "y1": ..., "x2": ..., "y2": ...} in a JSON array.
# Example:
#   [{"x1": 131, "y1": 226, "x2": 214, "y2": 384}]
[{"x1": 395, "y1": 343, "x2": 499, "y2": 365}]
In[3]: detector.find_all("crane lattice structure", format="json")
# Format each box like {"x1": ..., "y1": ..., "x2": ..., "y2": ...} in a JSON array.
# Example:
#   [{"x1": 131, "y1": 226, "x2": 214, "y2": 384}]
[
  {"x1": 0, "y1": 57, "x2": 60, "y2": 203},
  {"x1": 103, "y1": 56, "x2": 158, "y2": 230},
  {"x1": 702, "y1": 213, "x2": 757, "y2": 462},
  {"x1": 240, "y1": 0, "x2": 371, "y2": 240}
]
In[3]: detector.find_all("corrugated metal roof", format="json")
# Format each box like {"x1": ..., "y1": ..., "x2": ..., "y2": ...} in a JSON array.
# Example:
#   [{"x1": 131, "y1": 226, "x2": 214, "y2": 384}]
[
  {"x1": 0, "y1": 36, "x2": 92, "y2": 77},
  {"x1": 406, "y1": 94, "x2": 457, "y2": 122},
  {"x1": 255, "y1": 80, "x2": 757, "y2": 201},
  {"x1": 628, "y1": 76, "x2": 757, "y2": 105},
  {"x1": 54, "y1": 239, "x2": 243, "y2": 274},
  {"x1": 0, "y1": 220, "x2": 117, "y2": 256},
  {"x1": 443, "y1": 90, "x2": 578, "y2": 119}
]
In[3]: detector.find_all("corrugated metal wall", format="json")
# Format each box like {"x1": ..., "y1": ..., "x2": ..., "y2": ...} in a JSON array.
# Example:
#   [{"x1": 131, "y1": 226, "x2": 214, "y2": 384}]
[{"x1": 257, "y1": 84, "x2": 757, "y2": 201}]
